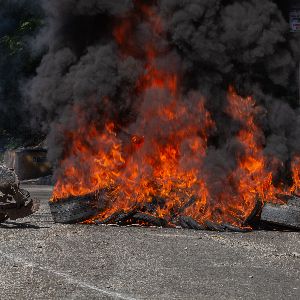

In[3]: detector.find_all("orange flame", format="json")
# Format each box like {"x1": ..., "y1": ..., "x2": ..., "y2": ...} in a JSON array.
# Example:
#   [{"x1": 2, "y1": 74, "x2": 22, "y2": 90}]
[
  {"x1": 52, "y1": 2, "x2": 298, "y2": 227},
  {"x1": 291, "y1": 157, "x2": 300, "y2": 194}
]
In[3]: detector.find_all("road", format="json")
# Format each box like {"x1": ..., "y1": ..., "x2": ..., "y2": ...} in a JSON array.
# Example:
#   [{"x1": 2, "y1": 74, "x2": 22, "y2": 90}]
[{"x1": 0, "y1": 185, "x2": 299, "y2": 299}]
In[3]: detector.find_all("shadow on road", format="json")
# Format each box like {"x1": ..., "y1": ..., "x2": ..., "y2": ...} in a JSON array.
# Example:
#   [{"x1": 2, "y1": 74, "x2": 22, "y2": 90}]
[{"x1": 0, "y1": 221, "x2": 49, "y2": 229}]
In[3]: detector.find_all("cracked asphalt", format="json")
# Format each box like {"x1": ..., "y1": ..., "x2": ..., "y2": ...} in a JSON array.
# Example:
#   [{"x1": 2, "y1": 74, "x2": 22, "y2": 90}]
[{"x1": 0, "y1": 185, "x2": 299, "y2": 299}]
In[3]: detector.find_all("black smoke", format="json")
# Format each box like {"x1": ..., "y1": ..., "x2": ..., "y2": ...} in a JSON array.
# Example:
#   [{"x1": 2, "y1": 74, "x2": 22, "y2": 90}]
[{"x1": 27, "y1": 0, "x2": 300, "y2": 189}]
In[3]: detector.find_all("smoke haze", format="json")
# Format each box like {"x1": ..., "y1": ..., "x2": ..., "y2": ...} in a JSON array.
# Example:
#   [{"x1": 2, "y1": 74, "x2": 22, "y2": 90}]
[{"x1": 26, "y1": 0, "x2": 300, "y2": 174}]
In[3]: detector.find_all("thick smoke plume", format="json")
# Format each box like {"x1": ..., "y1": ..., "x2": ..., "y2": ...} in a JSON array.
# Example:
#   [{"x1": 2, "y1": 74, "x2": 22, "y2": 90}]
[
  {"x1": 28, "y1": 0, "x2": 300, "y2": 173},
  {"x1": 26, "y1": 0, "x2": 300, "y2": 226}
]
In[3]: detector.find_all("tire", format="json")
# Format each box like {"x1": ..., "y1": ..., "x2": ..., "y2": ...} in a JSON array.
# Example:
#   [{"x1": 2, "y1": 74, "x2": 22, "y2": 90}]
[
  {"x1": 261, "y1": 203, "x2": 300, "y2": 230},
  {"x1": 49, "y1": 191, "x2": 104, "y2": 224}
]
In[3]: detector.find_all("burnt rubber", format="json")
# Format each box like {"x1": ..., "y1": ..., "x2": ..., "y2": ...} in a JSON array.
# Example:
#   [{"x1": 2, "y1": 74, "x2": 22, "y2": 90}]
[
  {"x1": 0, "y1": 213, "x2": 8, "y2": 223},
  {"x1": 96, "y1": 210, "x2": 124, "y2": 225},
  {"x1": 177, "y1": 196, "x2": 197, "y2": 214},
  {"x1": 287, "y1": 196, "x2": 300, "y2": 207},
  {"x1": 222, "y1": 223, "x2": 252, "y2": 232},
  {"x1": 115, "y1": 209, "x2": 138, "y2": 225},
  {"x1": 243, "y1": 198, "x2": 262, "y2": 226},
  {"x1": 261, "y1": 203, "x2": 300, "y2": 230},
  {"x1": 205, "y1": 221, "x2": 226, "y2": 232},
  {"x1": 132, "y1": 212, "x2": 167, "y2": 227},
  {"x1": 49, "y1": 192, "x2": 103, "y2": 224},
  {"x1": 178, "y1": 216, "x2": 205, "y2": 230},
  {"x1": 176, "y1": 216, "x2": 189, "y2": 229}
]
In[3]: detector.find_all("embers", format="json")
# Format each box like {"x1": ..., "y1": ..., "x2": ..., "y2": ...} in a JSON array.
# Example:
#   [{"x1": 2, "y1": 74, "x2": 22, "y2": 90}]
[
  {"x1": 50, "y1": 190, "x2": 300, "y2": 232},
  {"x1": 49, "y1": 192, "x2": 262, "y2": 232}
]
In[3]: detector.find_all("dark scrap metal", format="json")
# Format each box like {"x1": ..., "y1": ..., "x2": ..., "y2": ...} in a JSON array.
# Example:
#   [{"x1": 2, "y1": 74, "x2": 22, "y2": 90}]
[{"x1": 0, "y1": 165, "x2": 39, "y2": 222}]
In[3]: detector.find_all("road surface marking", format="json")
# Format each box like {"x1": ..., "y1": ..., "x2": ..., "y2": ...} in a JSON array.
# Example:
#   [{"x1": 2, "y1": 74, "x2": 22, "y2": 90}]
[{"x1": 0, "y1": 249, "x2": 137, "y2": 300}]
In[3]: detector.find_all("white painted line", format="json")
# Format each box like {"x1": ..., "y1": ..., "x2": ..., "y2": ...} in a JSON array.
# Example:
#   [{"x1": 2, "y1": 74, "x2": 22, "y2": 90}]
[{"x1": 0, "y1": 250, "x2": 137, "y2": 300}]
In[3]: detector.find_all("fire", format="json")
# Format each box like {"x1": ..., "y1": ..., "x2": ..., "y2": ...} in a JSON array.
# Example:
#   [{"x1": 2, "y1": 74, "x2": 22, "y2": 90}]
[
  {"x1": 291, "y1": 157, "x2": 300, "y2": 194},
  {"x1": 51, "y1": 2, "x2": 298, "y2": 227},
  {"x1": 223, "y1": 87, "x2": 278, "y2": 221}
]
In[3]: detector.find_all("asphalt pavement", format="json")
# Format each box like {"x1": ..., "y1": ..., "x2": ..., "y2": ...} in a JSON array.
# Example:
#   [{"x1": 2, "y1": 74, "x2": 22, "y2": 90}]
[{"x1": 0, "y1": 185, "x2": 299, "y2": 300}]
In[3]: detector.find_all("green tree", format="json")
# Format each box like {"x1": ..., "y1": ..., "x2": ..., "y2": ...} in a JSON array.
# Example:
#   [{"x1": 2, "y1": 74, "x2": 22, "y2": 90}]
[{"x1": 0, "y1": 0, "x2": 43, "y2": 145}]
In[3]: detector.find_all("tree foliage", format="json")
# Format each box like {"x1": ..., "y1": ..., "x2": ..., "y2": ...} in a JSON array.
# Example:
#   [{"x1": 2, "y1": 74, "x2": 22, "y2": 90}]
[{"x1": 0, "y1": 0, "x2": 43, "y2": 140}]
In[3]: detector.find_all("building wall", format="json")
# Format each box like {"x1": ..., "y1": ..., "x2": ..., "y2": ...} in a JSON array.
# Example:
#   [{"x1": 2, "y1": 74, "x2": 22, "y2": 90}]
[{"x1": 4, "y1": 149, "x2": 52, "y2": 180}]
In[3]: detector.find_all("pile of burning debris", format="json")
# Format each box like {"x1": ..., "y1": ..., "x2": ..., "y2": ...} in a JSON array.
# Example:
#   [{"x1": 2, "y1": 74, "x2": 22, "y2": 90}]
[
  {"x1": 0, "y1": 165, "x2": 39, "y2": 223},
  {"x1": 49, "y1": 190, "x2": 300, "y2": 232},
  {"x1": 45, "y1": 1, "x2": 300, "y2": 233}
]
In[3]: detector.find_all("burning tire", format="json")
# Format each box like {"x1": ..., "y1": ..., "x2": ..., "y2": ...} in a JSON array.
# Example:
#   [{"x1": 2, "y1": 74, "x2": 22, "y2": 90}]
[
  {"x1": 261, "y1": 202, "x2": 300, "y2": 230},
  {"x1": 49, "y1": 192, "x2": 104, "y2": 224}
]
